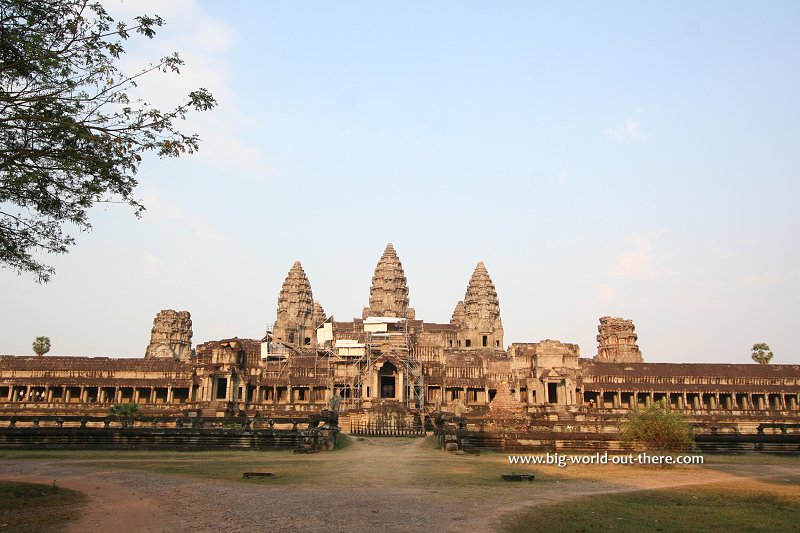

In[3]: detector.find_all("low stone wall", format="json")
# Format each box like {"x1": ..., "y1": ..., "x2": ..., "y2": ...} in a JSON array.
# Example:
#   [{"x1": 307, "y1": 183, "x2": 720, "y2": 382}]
[
  {"x1": 0, "y1": 427, "x2": 304, "y2": 450},
  {"x1": 0, "y1": 413, "x2": 339, "y2": 451},
  {"x1": 442, "y1": 429, "x2": 800, "y2": 454}
]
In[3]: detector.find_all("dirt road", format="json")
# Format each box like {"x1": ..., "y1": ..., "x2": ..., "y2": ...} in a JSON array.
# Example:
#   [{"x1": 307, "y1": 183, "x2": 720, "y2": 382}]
[{"x1": 3, "y1": 438, "x2": 796, "y2": 532}]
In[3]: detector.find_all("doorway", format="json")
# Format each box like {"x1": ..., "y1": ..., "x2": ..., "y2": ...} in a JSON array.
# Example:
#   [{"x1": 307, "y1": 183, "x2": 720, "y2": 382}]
[
  {"x1": 547, "y1": 382, "x2": 558, "y2": 404},
  {"x1": 378, "y1": 361, "x2": 398, "y2": 399}
]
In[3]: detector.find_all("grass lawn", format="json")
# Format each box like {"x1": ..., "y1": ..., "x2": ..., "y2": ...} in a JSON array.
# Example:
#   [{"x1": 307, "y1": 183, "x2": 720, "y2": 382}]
[
  {"x1": 500, "y1": 475, "x2": 800, "y2": 533},
  {"x1": 0, "y1": 481, "x2": 86, "y2": 533}
]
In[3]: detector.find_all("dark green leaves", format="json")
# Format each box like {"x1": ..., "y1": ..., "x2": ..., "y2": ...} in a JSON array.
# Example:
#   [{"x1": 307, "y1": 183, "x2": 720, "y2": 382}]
[{"x1": 0, "y1": 0, "x2": 216, "y2": 282}]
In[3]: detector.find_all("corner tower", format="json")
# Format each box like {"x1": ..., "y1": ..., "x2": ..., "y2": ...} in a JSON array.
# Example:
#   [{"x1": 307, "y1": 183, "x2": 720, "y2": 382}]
[
  {"x1": 274, "y1": 261, "x2": 316, "y2": 347},
  {"x1": 362, "y1": 243, "x2": 415, "y2": 319},
  {"x1": 455, "y1": 262, "x2": 504, "y2": 349},
  {"x1": 595, "y1": 316, "x2": 644, "y2": 363}
]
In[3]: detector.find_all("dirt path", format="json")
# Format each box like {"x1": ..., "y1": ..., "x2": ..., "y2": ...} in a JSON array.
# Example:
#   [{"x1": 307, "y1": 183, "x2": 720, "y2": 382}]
[{"x1": 3, "y1": 439, "x2": 798, "y2": 532}]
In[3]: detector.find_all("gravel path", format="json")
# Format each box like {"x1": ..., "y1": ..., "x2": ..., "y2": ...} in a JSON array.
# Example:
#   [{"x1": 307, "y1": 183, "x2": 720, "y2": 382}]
[{"x1": 3, "y1": 439, "x2": 797, "y2": 532}]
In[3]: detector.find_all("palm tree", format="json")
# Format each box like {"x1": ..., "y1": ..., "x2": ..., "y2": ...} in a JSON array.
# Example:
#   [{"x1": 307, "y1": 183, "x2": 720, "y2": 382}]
[
  {"x1": 32, "y1": 336, "x2": 51, "y2": 357},
  {"x1": 109, "y1": 403, "x2": 141, "y2": 417},
  {"x1": 751, "y1": 343, "x2": 774, "y2": 364}
]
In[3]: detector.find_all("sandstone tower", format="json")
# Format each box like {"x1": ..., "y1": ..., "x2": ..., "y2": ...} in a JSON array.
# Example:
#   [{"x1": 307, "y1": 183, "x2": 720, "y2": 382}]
[
  {"x1": 595, "y1": 316, "x2": 644, "y2": 363},
  {"x1": 450, "y1": 300, "x2": 465, "y2": 326},
  {"x1": 274, "y1": 261, "x2": 316, "y2": 347},
  {"x1": 454, "y1": 262, "x2": 504, "y2": 349},
  {"x1": 312, "y1": 300, "x2": 327, "y2": 328},
  {"x1": 362, "y1": 243, "x2": 415, "y2": 319},
  {"x1": 145, "y1": 310, "x2": 193, "y2": 361}
]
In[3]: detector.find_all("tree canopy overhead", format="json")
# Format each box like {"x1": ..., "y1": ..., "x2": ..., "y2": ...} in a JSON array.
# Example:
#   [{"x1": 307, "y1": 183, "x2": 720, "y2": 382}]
[{"x1": 0, "y1": 0, "x2": 216, "y2": 282}]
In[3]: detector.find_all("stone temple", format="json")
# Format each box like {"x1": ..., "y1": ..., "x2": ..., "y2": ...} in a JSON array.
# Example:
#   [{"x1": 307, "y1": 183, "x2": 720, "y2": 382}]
[{"x1": 0, "y1": 244, "x2": 798, "y2": 440}]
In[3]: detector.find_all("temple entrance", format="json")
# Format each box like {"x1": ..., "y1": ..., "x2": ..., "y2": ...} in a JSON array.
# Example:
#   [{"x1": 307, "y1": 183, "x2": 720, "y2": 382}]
[
  {"x1": 378, "y1": 361, "x2": 398, "y2": 399},
  {"x1": 547, "y1": 382, "x2": 559, "y2": 404}
]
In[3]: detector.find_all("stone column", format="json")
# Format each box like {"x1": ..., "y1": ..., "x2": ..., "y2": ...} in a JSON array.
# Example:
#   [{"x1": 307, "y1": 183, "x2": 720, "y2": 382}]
[
  {"x1": 133, "y1": 388, "x2": 140, "y2": 404},
  {"x1": 397, "y1": 370, "x2": 404, "y2": 401},
  {"x1": 167, "y1": 387, "x2": 174, "y2": 404},
  {"x1": 65, "y1": 388, "x2": 72, "y2": 403},
  {"x1": 45, "y1": 387, "x2": 52, "y2": 402}
]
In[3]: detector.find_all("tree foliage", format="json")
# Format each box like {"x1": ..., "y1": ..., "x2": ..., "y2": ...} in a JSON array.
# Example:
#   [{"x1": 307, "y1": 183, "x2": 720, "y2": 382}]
[
  {"x1": 1, "y1": 0, "x2": 216, "y2": 282},
  {"x1": 620, "y1": 401, "x2": 695, "y2": 459},
  {"x1": 751, "y1": 342, "x2": 773, "y2": 365},
  {"x1": 108, "y1": 402, "x2": 140, "y2": 417},
  {"x1": 31, "y1": 335, "x2": 50, "y2": 356}
]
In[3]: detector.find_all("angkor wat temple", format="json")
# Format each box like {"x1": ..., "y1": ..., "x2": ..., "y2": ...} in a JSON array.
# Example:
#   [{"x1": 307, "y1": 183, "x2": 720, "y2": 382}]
[{"x1": 1, "y1": 244, "x2": 798, "y2": 444}]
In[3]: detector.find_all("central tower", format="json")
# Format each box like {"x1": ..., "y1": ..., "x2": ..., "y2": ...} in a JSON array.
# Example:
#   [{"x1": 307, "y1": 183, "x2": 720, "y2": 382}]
[{"x1": 362, "y1": 243, "x2": 415, "y2": 319}]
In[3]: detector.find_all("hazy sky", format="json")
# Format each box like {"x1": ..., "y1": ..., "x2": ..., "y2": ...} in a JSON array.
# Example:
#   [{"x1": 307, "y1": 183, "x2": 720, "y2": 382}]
[{"x1": 2, "y1": 1, "x2": 798, "y2": 364}]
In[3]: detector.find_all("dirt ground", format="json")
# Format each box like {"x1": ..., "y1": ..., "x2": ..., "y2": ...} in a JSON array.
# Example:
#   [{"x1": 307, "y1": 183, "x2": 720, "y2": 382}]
[{"x1": 2, "y1": 437, "x2": 799, "y2": 532}]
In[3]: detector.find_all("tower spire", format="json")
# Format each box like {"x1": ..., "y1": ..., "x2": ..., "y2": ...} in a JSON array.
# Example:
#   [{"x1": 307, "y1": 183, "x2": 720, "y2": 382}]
[
  {"x1": 274, "y1": 261, "x2": 315, "y2": 346},
  {"x1": 456, "y1": 261, "x2": 503, "y2": 349},
  {"x1": 362, "y1": 243, "x2": 415, "y2": 319}
]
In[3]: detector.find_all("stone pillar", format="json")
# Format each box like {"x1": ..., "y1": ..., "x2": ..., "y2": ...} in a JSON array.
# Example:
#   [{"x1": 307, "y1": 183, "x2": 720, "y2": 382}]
[
  {"x1": 114, "y1": 388, "x2": 121, "y2": 402},
  {"x1": 397, "y1": 370, "x2": 404, "y2": 401},
  {"x1": 45, "y1": 387, "x2": 52, "y2": 402},
  {"x1": 167, "y1": 387, "x2": 174, "y2": 404},
  {"x1": 133, "y1": 388, "x2": 140, "y2": 404},
  {"x1": 65, "y1": 388, "x2": 72, "y2": 403},
  {"x1": 677, "y1": 394, "x2": 684, "y2": 410},
  {"x1": 712, "y1": 393, "x2": 719, "y2": 410}
]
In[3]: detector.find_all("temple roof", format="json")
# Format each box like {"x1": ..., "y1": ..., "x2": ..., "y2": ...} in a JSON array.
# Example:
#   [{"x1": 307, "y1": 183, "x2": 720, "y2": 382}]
[
  {"x1": 0, "y1": 355, "x2": 193, "y2": 373},
  {"x1": 580, "y1": 360, "x2": 800, "y2": 379}
]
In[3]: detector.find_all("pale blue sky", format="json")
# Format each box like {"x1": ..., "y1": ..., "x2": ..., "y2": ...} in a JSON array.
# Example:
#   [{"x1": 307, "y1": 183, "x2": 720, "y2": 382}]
[{"x1": 2, "y1": 1, "x2": 798, "y2": 363}]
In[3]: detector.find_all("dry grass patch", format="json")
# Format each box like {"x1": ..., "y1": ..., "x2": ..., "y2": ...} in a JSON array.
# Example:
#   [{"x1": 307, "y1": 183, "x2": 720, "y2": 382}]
[
  {"x1": 501, "y1": 476, "x2": 800, "y2": 533},
  {"x1": 0, "y1": 481, "x2": 86, "y2": 533}
]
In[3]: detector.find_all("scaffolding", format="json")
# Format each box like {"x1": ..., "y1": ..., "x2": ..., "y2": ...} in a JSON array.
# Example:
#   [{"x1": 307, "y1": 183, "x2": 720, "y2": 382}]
[{"x1": 265, "y1": 317, "x2": 425, "y2": 415}]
